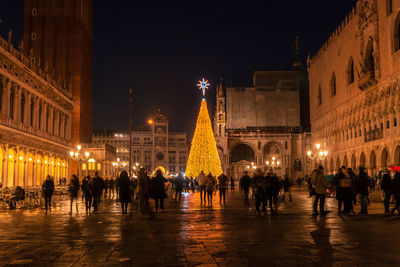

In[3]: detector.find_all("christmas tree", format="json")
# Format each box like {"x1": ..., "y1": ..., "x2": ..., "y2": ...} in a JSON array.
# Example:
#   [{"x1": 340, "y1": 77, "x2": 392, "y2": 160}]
[{"x1": 185, "y1": 97, "x2": 223, "y2": 178}]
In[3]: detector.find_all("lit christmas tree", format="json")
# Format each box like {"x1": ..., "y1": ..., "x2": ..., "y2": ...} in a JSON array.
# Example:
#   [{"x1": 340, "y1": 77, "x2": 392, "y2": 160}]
[{"x1": 185, "y1": 79, "x2": 223, "y2": 178}]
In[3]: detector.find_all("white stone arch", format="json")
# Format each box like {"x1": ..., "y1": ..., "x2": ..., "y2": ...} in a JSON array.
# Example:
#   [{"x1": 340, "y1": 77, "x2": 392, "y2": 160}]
[{"x1": 379, "y1": 145, "x2": 390, "y2": 168}]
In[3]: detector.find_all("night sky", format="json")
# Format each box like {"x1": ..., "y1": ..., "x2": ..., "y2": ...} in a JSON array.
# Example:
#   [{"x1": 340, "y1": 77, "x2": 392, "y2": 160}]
[{"x1": 1, "y1": 0, "x2": 357, "y2": 137}]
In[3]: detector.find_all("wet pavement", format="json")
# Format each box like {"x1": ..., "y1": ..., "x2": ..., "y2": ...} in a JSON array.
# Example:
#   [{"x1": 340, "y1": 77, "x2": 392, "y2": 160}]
[{"x1": 1, "y1": 189, "x2": 400, "y2": 266}]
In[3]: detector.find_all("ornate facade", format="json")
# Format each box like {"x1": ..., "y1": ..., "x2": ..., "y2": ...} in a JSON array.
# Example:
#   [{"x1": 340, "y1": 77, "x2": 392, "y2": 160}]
[
  {"x1": 214, "y1": 66, "x2": 311, "y2": 180},
  {"x1": 0, "y1": 36, "x2": 73, "y2": 186},
  {"x1": 308, "y1": 0, "x2": 400, "y2": 176},
  {"x1": 92, "y1": 110, "x2": 188, "y2": 176}
]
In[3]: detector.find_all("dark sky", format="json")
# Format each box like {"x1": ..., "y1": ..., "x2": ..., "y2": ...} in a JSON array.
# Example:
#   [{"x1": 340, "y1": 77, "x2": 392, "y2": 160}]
[{"x1": 1, "y1": 0, "x2": 357, "y2": 137}]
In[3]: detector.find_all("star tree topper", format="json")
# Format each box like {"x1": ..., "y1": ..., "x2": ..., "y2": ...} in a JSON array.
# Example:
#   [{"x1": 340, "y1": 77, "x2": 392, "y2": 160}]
[{"x1": 197, "y1": 78, "x2": 210, "y2": 96}]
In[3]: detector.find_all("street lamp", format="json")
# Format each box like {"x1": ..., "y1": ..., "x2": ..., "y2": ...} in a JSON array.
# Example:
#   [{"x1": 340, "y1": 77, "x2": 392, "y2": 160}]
[
  {"x1": 69, "y1": 144, "x2": 90, "y2": 178},
  {"x1": 266, "y1": 156, "x2": 280, "y2": 169},
  {"x1": 306, "y1": 143, "x2": 328, "y2": 160}
]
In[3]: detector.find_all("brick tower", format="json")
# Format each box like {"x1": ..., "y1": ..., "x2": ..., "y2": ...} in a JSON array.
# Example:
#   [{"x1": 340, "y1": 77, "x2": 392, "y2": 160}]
[{"x1": 22, "y1": 0, "x2": 93, "y2": 145}]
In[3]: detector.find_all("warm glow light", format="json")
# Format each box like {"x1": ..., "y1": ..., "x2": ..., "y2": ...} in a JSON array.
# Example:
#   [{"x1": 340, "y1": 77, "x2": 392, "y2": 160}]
[
  {"x1": 252, "y1": 166, "x2": 256, "y2": 169},
  {"x1": 148, "y1": 119, "x2": 154, "y2": 125},
  {"x1": 51, "y1": 161, "x2": 54, "y2": 165},
  {"x1": 319, "y1": 151, "x2": 323, "y2": 157},
  {"x1": 122, "y1": 163, "x2": 127, "y2": 167},
  {"x1": 136, "y1": 162, "x2": 139, "y2": 166},
  {"x1": 19, "y1": 156, "x2": 23, "y2": 160},
  {"x1": 57, "y1": 162, "x2": 60, "y2": 165},
  {"x1": 184, "y1": 99, "x2": 223, "y2": 178},
  {"x1": 69, "y1": 151, "x2": 74, "y2": 157},
  {"x1": 247, "y1": 166, "x2": 250, "y2": 169},
  {"x1": 251, "y1": 162, "x2": 254, "y2": 166},
  {"x1": 307, "y1": 151, "x2": 312, "y2": 156},
  {"x1": 266, "y1": 161, "x2": 270, "y2": 165},
  {"x1": 37, "y1": 159, "x2": 40, "y2": 163},
  {"x1": 272, "y1": 161, "x2": 275, "y2": 165},
  {"x1": 85, "y1": 152, "x2": 90, "y2": 158},
  {"x1": 117, "y1": 158, "x2": 120, "y2": 162},
  {"x1": 277, "y1": 161, "x2": 280, "y2": 165},
  {"x1": 316, "y1": 143, "x2": 321, "y2": 150},
  {"x1": 28, "y1": 158, "x2": 32, "y2": 161},
  {"x1": 272, "y1": 157, "x2": 275, "y2": 161},
  {"x1": 324, "y1": 151, "x2": 328, "y2": 156},
  {"x1": 77, "y1": 145, "x2": 81, "y2": 151},
  {"x1": 45, "y1": 161, "x2": 48, "y2": 164},
  {"x1": 88, "y1": 158, "x2": 95, "y2": 163},
  {"x1": 8, "y1": 155, "x2": 12, "y2": 159},
  {"x1": 62, "y1": 163, "x2": 65, "y2": 166}
]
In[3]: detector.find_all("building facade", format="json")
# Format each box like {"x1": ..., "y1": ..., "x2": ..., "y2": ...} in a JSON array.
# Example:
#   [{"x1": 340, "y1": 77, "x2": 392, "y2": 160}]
[
  {"x1": 0, "y1": 35, "x2": 73, "y2": 187},
  {"x1": 308, "y1": 0, "x2": 400, "y2": 176},
  {"x1": 23, "y1": 0, "x2": 93, "y2": 144},
  {"x1": 92, "y1": 110, "x2": 188, "y2": 176},
  {"x1": 214, "y1": 66, "x2": 311, "y2": 180},
  {"x1": 80, "y1": 144, "x2": 116, "y2": 179}
]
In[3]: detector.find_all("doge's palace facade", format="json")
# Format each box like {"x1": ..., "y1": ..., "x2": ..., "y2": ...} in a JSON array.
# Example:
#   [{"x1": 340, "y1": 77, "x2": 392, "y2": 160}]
[
  {"x1": 0, "y1": 35, "x2": 73, "y2": 186},
  {"x1": 308, "y1": 0, "x2": 400, "y2": 176}
]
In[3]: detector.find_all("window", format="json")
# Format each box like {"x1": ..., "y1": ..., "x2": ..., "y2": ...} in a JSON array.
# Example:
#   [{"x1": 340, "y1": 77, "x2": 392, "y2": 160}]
[
  {"x1": 31, "y1": 32, "x2": 36, "y2": 41},
  {"x1": 32, "y1": 8, "x2": 37, "y2": 16},
  {"x1": 9, "y1": 88, "x2": 15, "y2": 119},
  {"x1": 20, "y1": 93, "x2": 25, "y2": 123},
  {"x1": 30, "y1": 99, "x2": 34, "y2": 126},
  {"x1": 394, "y1": 13, "x2": 400, "y2": 52},
  {"x1": 387, "y1": 0, "x2": 393, "y2": 15},
  {"x1": 387, "y1": 120, "x2": 390, "y2": 129},
  {"x1": 380, "y1": 123, "x2": 383, "y2": 130},
  {"x1": 64, "y1": 115, "x2": 68, "y2": 137},
  {"x1": 317, "y1": 86, "x2": 322, "y2": 106},
  {"x1": 45, "y1": 106, "x2": 49, "y2": 132},
  {"x1": 348, "y1": 58, "x2": 355, "y2": 84},
  {"x1": 394, "y1": 118, "x2": 397, "y2": 127},
  {"x1": 53, "y1": 110, "x2": 56, "y2": 134},
  {"x1": 59, "y1": 113, "x2": 62, "y2": 136},
  {"x1": 365, "y1": 40, "x2": 375, "y2": 75},
  {"x1": 330, "y1": 72, "x2": 336, "y2": 96}
]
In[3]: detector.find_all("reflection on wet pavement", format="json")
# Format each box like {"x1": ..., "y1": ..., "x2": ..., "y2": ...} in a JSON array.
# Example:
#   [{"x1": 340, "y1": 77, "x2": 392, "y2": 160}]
[{"x1": 0, "y1": 189, "x2": 400, "y2": 266}]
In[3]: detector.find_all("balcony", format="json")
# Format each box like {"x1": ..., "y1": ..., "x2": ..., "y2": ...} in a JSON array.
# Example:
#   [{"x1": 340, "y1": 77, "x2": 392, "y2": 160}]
[
  {"x1": 358, "y1": 71, "x2": 376, "y2": 90},
  {"x1": 364, "y1": 128, "x2": 383, "y2": 142}
]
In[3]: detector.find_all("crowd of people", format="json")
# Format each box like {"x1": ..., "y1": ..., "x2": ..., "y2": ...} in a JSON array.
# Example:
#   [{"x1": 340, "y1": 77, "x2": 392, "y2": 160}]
[{"x1": 309, "y1": 165, "x2": 400, "y2": 216}]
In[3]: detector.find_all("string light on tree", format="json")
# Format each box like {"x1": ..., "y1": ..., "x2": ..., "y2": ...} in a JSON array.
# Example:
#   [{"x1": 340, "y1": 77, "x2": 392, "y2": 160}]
[{"x1": 186, "y1": 79, "x2": 223, "y2": 178}]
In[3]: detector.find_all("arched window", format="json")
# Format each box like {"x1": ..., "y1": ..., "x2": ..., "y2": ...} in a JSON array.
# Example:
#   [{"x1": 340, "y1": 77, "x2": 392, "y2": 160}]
[
  {"x1": 387, "y1": 0, "x2": 393, "y2": 15},
  {"x1": 394, "y1": 13, "x2": 400, "y2": 52},
  {"x1": 30, "y1": 99, "x2": 34, "y2": 126},
  {"x1": 218, "y1": 101, "x2": 224, "y2": 112},
  {"x1": 317, "y1": 85, "x2": 322, "y2": 106},
  {"x1": 53, "y1": 110, "x2": 56, "y2": 134},
  {"x1": 330, "y1": 72, "x2": 336, "y2": 96},
  {"x1": 38, "y1": 103, "x2": 42, "y2": 129},
  {"x1": 59, "y1": 113, "x2": 63, "y2": 136},
  {"x1": 219, "y1": 124, "x2": 221, "y2": 135},
  {"x1": 20, "y1": 93, "x2": 25, "y2": 123},
  {"x1": 9, "y1": 88, "x2": 15, "y2": 119},
  {"x1": 45, "y1": 106, "x2": 50, "y2": 132},
  {"x1": 364, "y1": 40, "x2": 375, "y2": 76},
  {"x1": 347, "y1": 58, "x2": 355, "y2": 84}
]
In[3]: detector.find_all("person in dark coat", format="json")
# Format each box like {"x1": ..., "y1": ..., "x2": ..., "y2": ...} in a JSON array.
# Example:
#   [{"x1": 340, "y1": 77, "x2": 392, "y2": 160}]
[
  {"x1": 357, "y1": 167, "x2": 371, "y2": 214},
  {"x1": 253, "y1": 170, "x2": 266, "y2": 215},
  {"x1": 89, "y1": 171, "x2": 104, "y2": 213},
  {"x1": 239, "y1": 171, "x2": 251, "y2": 203},
  {"x1": 109, "y1": 177, "x2": 115, "y2": 199},
  {"x1": 230, "y1": 177, "x2": 235, "y2": 192},
  {"x1": 391, "y1": 171, "x2": 400, "y2": 214},
  {"x1": 174, "y1": 174, "x2": 185, "y2": 202},
  {"x1": 150, "y1": 170, "x2": 168, "y2": 213},
  {"x1": 42, "y1": 175, "x2": 54, "y2": 214},
  {"x1": 137, "y1": 168, "x2": 151, "y2": 215},
  {"x1": 381, "y1": 169, "x2": 393, "y2": 215},
  {"x1": 68, "y1": 174, "x2": 80, "y2": 214},
  {"x1": 335, "y1": 167, "x2": 353, "y2": 214},
  {"x1": 282, "y1": 175, "x2": 292, "y2": 202},
  {"x1": 266, "y1": 169, "x2": 280, "y2": 215},
  {"x1": 218, "y1": 173, "x2": 229, "y2": 204},
  {"x1": 81, "y1": 176, "x2": 92, "y2": 213},
  {"x1": 347, "y1": 168, "x2": 358, "y2": 211},
  {"x1": 118, "y1": 171, "x2": 132, "y2": 214}
]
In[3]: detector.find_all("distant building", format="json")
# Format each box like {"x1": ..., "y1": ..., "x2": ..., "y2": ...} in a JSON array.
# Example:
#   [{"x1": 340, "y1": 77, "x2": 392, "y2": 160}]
[
  {"x1": 92, "y1": 110, "x2": 188, "y2": 175},
  {"x1": 308, "y1": 0, "x2": 400, "y2": 176},
  {"x1": 214, "y1": 58, "x2": 311, "y2": 179},
  {"x1": 80, "y1": 144, "x2": 116, "y2": 179},
  {"x1": 0, "y1": 35, "x2": 72, "y2": 186}
]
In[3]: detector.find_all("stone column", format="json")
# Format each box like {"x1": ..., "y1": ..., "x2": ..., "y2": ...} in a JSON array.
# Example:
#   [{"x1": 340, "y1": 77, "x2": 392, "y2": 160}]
[
  {"x1": 15, "y1": 146, "x2": 20, "y2": 186},
  {"x1": 3, "y1": 145, "x2": 9, "y2": 186}
]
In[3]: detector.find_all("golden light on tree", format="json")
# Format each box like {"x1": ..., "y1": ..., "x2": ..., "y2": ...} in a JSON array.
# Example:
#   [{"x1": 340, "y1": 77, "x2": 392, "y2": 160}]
[{"x1": 185, "y1": 99, "x2": 223, "y2": 178}]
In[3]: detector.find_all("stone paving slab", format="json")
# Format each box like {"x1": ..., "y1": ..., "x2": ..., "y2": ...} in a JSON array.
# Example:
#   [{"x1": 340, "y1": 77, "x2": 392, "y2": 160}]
[{"x1": 0, "y1": 189, "x2": 399, "y2": 266}]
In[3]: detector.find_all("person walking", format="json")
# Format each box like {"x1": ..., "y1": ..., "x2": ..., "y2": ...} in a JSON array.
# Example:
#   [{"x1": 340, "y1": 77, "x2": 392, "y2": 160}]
[
  {"x1": 230, "y1": 177, "x2": 235, "y2": 192},
  {"x1": 81, "y1": 176, "x2": 92, "y2": 214},
  {"x1": 150, "y1": 170, "x2": 168, "y2": 213},
  {"x1": 311, "y1": 166, "x2": 328, "y2": 216},
  {"x1": 68, "y1": 174, "x2": 80, "y2": 214},
  {"x1": 89, "y1": 171, "x2": 103, "y2": 213},
  {"x1": 391, "y1": 171, "x2": 400, "y2": 215},
  {"x1": 109, "y1": 177, "x2": 115, "y2": 199},
  {"x1": 205, "y1": 173, "x2": 216, "y2": 205},
  {"x1": 42, "y1": 175, "x2": 54, "y2": 214},
  {"x1": 174, "y1": 174, "x2": 185, "y2": 202},
  {"x1": 137, "y1": 168, "x2": 151, "y2": 215},
  {"x1": 347, "y1": 168, "x2": 358, "y2": 212},
  {"x1": 282, "y1": 175, "x2": 292, "y2": 202},
  {"x1": 266, "y1": 169, "x2": 280, "y2": 215},
  {"x1": 253, "y1": 170, "x2": 266, "y2": 215},
  {"x1": 381, "y1": 169, "x2": 393, "y2": 215},
  {"x1": 218, "y1": 172, "x2": 229, "y2": 204},
  {"x1": 335, "y1": 167, "x2": 353, "y2": 214},
  {"x1": 357, "y1": 167, "x2": 370, "y2": 214},
  {"x1": 118, "y1": 171, "x2": 132, "y2": 214},
  {"x1": 104, "y1": 178, "x2": 109, "y2": 199},
  {"x1": 197, "y1": 171, "x2": 207, "y2": 204},
  {"x1": 239, "y1": 171, "x2": 251, "y2": 204}
]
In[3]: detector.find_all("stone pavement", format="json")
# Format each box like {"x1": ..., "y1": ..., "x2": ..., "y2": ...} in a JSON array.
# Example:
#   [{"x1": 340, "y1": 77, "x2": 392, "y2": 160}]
[{"x1": 1, "y1": 189, "x2": 400, "y2": 266}]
